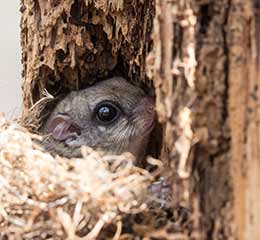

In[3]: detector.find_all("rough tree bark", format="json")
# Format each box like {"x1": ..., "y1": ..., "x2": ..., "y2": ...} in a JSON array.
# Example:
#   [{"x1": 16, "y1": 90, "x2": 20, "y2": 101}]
[{"x1": 20, "y1": 0, "x2": 260, "y2": 239}]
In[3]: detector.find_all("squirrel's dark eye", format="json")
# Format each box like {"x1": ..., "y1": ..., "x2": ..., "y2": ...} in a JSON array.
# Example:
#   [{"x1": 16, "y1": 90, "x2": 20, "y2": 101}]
[{"x1": 95, "y1": 102, "x2": 119, "y2": 124}]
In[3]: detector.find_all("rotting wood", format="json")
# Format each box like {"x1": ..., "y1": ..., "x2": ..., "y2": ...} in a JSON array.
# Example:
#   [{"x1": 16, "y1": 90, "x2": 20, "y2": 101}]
[
  {"x1": 147, "y1": 0, "x2": 200, "y2": 237},
  {"x1": 193, "y1": 0, "x2": 233, "y2": 238},
  {"x1": 20, "y1": 0, "x2": 155, "y2": 127},
  {"x1": 227, "y1": 0, "x2": 260, "y2": 239}
]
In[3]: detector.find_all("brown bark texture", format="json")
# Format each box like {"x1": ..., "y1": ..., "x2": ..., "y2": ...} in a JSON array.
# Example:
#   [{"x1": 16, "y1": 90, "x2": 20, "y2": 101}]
[
  {"x1": 20, "y1": 0, "x2": 260, "y2": 239},
  {"x1": 20, "y1": 0, "x2": 154, "y2": 130}
]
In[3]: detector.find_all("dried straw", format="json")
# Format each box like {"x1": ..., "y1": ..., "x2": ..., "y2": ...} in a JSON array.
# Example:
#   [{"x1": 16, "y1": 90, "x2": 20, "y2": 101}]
[{"x1": 0, "y1": 115, "x2": 153, "y2": 239}]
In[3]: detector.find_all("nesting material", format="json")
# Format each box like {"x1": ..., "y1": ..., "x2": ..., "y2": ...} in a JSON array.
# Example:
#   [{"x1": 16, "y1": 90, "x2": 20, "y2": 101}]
[{"x1": 0, "y1": 115, "x2": 153, "y2": 239}]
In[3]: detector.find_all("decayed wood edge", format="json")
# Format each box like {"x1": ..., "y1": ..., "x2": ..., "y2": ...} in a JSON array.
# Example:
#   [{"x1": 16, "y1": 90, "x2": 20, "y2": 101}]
[
  {"x1": 228, "y1": 0, "x2": 260, "y2": 239},
  {"x1": 148, "y1": 0, "x2": 201, "y2": 237},
  {"x1": 194, "y1": 1, "x2": 234, "y2": 238}
]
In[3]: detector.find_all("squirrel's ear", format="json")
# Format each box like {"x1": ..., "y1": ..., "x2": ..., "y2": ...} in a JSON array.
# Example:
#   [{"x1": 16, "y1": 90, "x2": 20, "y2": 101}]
[{"x1": 46, "y1": 115, "x2": 81, "y2": 141}]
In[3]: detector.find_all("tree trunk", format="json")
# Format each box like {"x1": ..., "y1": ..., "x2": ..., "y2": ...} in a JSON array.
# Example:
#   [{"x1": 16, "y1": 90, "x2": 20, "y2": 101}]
[{"x1": 20, "y1": 0, "x2": 260, "y2": 239}]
